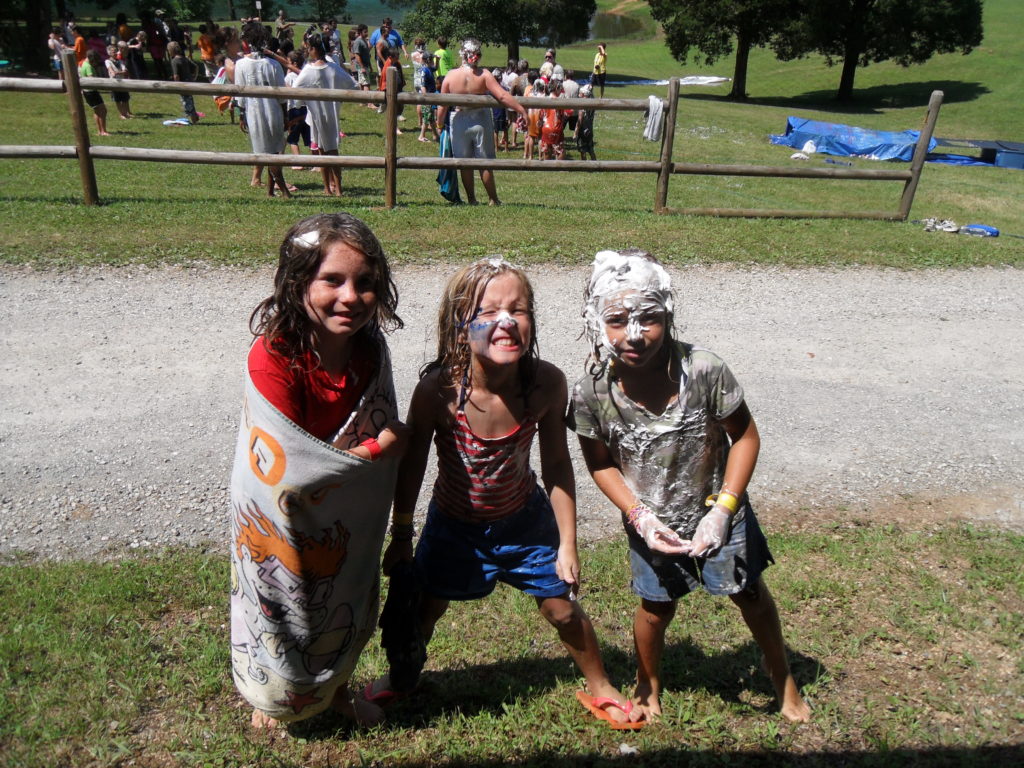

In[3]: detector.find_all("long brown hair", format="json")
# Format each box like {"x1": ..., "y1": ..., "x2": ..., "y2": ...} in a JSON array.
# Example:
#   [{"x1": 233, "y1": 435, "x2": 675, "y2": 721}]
[
  {"x1": 423, "y1": 258, "x2": 539, "y2": 396},
  {"x1": 249, "y1": 213, "x2": 402, "y2": 365}
]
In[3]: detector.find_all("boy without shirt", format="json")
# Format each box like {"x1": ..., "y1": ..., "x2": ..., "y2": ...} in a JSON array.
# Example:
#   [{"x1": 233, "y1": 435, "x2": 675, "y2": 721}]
[{"x1": 436, "y1": 39, "x2": 526, "y2": 206}]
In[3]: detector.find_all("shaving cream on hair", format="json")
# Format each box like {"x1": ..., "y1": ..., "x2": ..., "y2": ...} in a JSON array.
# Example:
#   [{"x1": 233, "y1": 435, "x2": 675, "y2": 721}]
[
  {"x1": 292, "y1": 229, "x2": 320, "y2": 250},
  {"x1": 584, "y1": 249, "x2": 674, "y2": 363}
]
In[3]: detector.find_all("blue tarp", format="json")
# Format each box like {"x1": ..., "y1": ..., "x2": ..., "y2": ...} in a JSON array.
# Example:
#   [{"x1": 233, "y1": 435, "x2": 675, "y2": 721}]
[
  {"x1": 926, "y1": 153, "x2": 992, "y2": 167},
  {"x1": 770, "y1": 117, "x2": 937, "y2": 161}
]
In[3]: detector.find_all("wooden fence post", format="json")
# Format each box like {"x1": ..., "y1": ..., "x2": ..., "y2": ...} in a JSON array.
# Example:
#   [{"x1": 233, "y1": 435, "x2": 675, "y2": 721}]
[
  {"x1": 61, "y1": 50, "x2": 99, "y2": 205},
  {"x1": 654, "y1": 77, "x2": 680, "y2": 214},
  {"x1": 898, "y1": 89, "x2": 943, "y2": 221},
  {"x1": 383, "y1": 66, "x2": 399, "y2": 208}
]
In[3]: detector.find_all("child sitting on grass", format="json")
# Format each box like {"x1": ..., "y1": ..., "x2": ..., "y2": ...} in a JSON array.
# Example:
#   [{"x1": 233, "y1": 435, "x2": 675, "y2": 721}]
[{"x1": 569, "y1": 249, "x2": 811, "y2": 723}]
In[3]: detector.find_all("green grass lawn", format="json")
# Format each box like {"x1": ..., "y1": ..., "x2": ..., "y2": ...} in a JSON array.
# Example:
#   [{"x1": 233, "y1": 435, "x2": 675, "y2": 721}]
[
  {"x1": 1, "y1": 0, "x2": 1021, "y2": 267},
  {"x1": 1, "y1": 524, "x2": 1021, "y2": 767}
]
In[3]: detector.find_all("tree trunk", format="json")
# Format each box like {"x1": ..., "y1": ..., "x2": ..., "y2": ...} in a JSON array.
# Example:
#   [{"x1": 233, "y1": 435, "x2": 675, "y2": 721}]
[
  {"x1": 729, "y1": 28, "x2": 752, "y2": 100},
  {"x1": 506, "y1": 41, "x2": 520, "y2": 62},
  {"x1": 836, "y1": 52, "x2": 859, "y2": 101},
  {"x1": 23, "y1": 0, "x2": 53, "y2": 71},
  {"x1": 836, "y1": 0, "x2": 872, "y2": 101}
]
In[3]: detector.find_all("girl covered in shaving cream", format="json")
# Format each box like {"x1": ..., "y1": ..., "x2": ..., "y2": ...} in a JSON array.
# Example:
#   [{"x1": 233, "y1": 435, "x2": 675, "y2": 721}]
[{"x1": 568, "y1": 249, "x2": 811, "y2": 723}]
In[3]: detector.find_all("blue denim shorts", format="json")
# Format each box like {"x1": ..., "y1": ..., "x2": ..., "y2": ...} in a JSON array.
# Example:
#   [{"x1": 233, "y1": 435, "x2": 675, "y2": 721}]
[
  {"x1": 414, "y1": 485, "x2": 568, "y2": 600},
  {"x1": 626, "y1": 504, "x2": 774, "y2": 601}
]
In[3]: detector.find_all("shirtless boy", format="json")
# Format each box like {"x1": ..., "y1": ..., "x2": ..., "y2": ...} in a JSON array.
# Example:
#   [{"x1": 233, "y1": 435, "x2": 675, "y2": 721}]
[{"x1": 436, "y1": 39, "x2": 527, "y2": 206}]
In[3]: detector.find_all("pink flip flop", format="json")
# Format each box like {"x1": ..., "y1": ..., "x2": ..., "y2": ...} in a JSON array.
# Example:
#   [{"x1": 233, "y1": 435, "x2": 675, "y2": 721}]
[
  {"x1": 575, "y1": 690, "x2": 645, "y2": 730},
  {"x1": 363, "y1": 680, "x2": 409, "y2": 706}
]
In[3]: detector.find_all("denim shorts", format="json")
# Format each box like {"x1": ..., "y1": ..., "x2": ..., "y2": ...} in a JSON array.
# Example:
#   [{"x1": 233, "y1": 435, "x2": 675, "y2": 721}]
[
  {"x1": 414, "y1": 485, "x2": 568, "y2": 600},
  {"x1": 626, "y1": 503, "x2": 774, "y2": 602}
]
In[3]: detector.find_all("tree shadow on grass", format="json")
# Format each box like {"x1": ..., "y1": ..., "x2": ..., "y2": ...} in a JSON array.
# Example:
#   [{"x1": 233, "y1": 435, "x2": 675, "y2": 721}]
[
  {"x1": 661, "y1": 638, "x2": 822, "y2": 714},
  {"x1": 326, "y1": 745, "x2": 1022, "y2": 767},
  {"x1": 290, "y1": 640, "x2": 824, "y2": 740},
  {"x1": 681, "y1": 80, "x2": 988, "y2": 118}
]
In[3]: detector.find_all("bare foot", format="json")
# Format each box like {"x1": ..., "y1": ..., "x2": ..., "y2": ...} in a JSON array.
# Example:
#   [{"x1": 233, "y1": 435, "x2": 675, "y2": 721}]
[
  {"x1": 250, "y1": 180, "x2": 263, "y2": 188},
  {"x1": 588, "y1": 682, "x2": 641, "y2": 725},
  {"x1": 251, "y1": 708, "x2": 282, "y2": 729},
  {"x1": 99, "y1": 131, "x2": 112, "y2": 136},
  {"x1": 331, "y1": 685, "x2": 384, "y2": 727},
  {"x1": 633, "y1": 681, "x2": 662, "y2": 722},
  {"x1": 762, "y1": 655, "x2": 811, "y2": 723}
]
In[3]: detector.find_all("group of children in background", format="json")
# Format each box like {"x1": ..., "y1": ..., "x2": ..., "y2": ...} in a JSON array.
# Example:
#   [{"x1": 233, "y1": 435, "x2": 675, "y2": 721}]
[
  {"x1": 64, "y1": 15, "x2": 602, "y2": 163},
  {"x1": 230, "y1": 214, "x2": 811, "y2": 733}
]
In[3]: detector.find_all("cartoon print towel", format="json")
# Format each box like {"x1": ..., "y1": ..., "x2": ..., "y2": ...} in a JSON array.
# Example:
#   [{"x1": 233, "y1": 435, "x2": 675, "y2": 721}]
[{"x1": 229, "y1": 345, "x2": 398, "y2": 721}]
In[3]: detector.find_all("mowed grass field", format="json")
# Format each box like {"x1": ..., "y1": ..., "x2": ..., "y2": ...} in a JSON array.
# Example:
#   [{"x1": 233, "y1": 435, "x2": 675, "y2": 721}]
[
  {"x1": 0, "y1": 0, "x2": 1021, "y2": 267},
  {"x1": 1, "y1": 525, "x2": 1022, "y2": 767}
]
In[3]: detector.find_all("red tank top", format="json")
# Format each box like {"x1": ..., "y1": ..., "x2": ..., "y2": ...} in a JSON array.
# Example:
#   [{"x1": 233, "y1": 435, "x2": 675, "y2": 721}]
[{"x1": 431, "y1": 403, "x2": 537, "y2": 522}]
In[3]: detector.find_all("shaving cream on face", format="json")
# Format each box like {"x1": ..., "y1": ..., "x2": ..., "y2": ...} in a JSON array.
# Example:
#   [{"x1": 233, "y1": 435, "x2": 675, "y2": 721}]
[
  {"x1": 468, "y1": 309, "x2": 516, "y2": 338},
  {"x1": 585, "y1": 250, "x2": 673, "y2": 362}
]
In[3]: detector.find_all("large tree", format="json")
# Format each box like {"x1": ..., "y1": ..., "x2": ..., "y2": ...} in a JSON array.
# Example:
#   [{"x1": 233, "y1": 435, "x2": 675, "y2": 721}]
[
  {"x1": 399, "y1": 0, "x2": 596, "y2": 62},
  {"x1": 647, "y1": 0, "x2": 798, "y2": 100},
  {"x1": 774, "y1": 0, "x2": 983, "y2": 101}
]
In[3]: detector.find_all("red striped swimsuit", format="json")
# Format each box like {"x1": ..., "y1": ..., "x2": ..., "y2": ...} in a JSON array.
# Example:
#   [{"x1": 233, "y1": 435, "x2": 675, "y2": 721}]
[{"x1": 431, "y1": 401, "x2": 538, "y2": 523}]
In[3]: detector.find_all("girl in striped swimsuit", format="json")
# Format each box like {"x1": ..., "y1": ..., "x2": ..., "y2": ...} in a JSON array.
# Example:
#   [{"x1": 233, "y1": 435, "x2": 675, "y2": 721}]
[{"x1": 370, "y1": 257, "x2": 643, "y2": 727}]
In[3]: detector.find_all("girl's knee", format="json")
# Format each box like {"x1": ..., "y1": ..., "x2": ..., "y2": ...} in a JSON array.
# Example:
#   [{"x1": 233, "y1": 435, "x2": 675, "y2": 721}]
[
  {"x1": 538, "y1": 596, "x2": 583, "y2": 630},
  {"x1": 640, "y1": 598, "x2": 676, "y2": 623},
  {"x1": 729, "y1": 578, "x2": 773, "y2": 611}
]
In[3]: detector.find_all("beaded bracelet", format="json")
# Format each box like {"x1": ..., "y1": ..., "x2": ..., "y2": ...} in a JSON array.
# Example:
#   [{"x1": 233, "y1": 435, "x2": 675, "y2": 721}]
[{"x1": 625, "y1": 502, "x2": 652, "y2": 529}]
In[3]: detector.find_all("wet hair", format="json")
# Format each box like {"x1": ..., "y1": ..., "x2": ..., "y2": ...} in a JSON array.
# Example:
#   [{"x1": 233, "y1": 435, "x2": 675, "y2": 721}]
[
  {"x1": 581, "y1": 248, "x2": 677, "y2": 377},
  {"x1": 437, "y1": 36, "x2": 447, "y2": 48},
  {"x1": 424, "y1": 258, "x2": 539, "y2": 396},
  {"x1": 250, "y1": 213, "x2": 402, "y2": 365}
]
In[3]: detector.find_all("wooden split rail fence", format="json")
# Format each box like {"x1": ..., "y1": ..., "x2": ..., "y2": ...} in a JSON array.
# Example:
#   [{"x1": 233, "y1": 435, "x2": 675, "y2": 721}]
[{"x1": 0, "y1": 49, "x2": 943, "y2": 218}]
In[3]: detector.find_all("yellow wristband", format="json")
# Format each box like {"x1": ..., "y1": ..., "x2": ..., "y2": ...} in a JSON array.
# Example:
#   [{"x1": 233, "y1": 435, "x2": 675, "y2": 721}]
[{"x1": 705, "y1": 492, "x2": 739, "y2": 513}]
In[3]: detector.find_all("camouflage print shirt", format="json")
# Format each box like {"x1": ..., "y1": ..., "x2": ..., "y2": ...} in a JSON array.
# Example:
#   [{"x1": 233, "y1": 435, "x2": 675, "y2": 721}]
[{"x1": 569, "y1": 342, "x2": 745, "y2": 537}]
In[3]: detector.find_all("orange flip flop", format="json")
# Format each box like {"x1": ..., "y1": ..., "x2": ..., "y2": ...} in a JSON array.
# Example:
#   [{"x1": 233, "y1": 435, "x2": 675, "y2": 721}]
[{"x1": 575, "y1": 690, "x2": 645, "y2": 730}]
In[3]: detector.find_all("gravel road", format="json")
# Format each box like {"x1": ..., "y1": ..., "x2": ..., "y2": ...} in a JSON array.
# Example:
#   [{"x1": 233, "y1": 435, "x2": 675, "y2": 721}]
[{"x1": 1, "y1": 263, "x2": 1022, "y2": 562}]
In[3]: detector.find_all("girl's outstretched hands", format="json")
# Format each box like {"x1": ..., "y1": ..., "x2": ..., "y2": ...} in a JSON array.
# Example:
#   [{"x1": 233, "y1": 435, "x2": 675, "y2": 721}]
[
  {"x1": 686, "y1": 506, "x2": 732, "y2": 558},
  {"x1": 631, "y1": 505, "x2": 689, "y2": 555}
]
